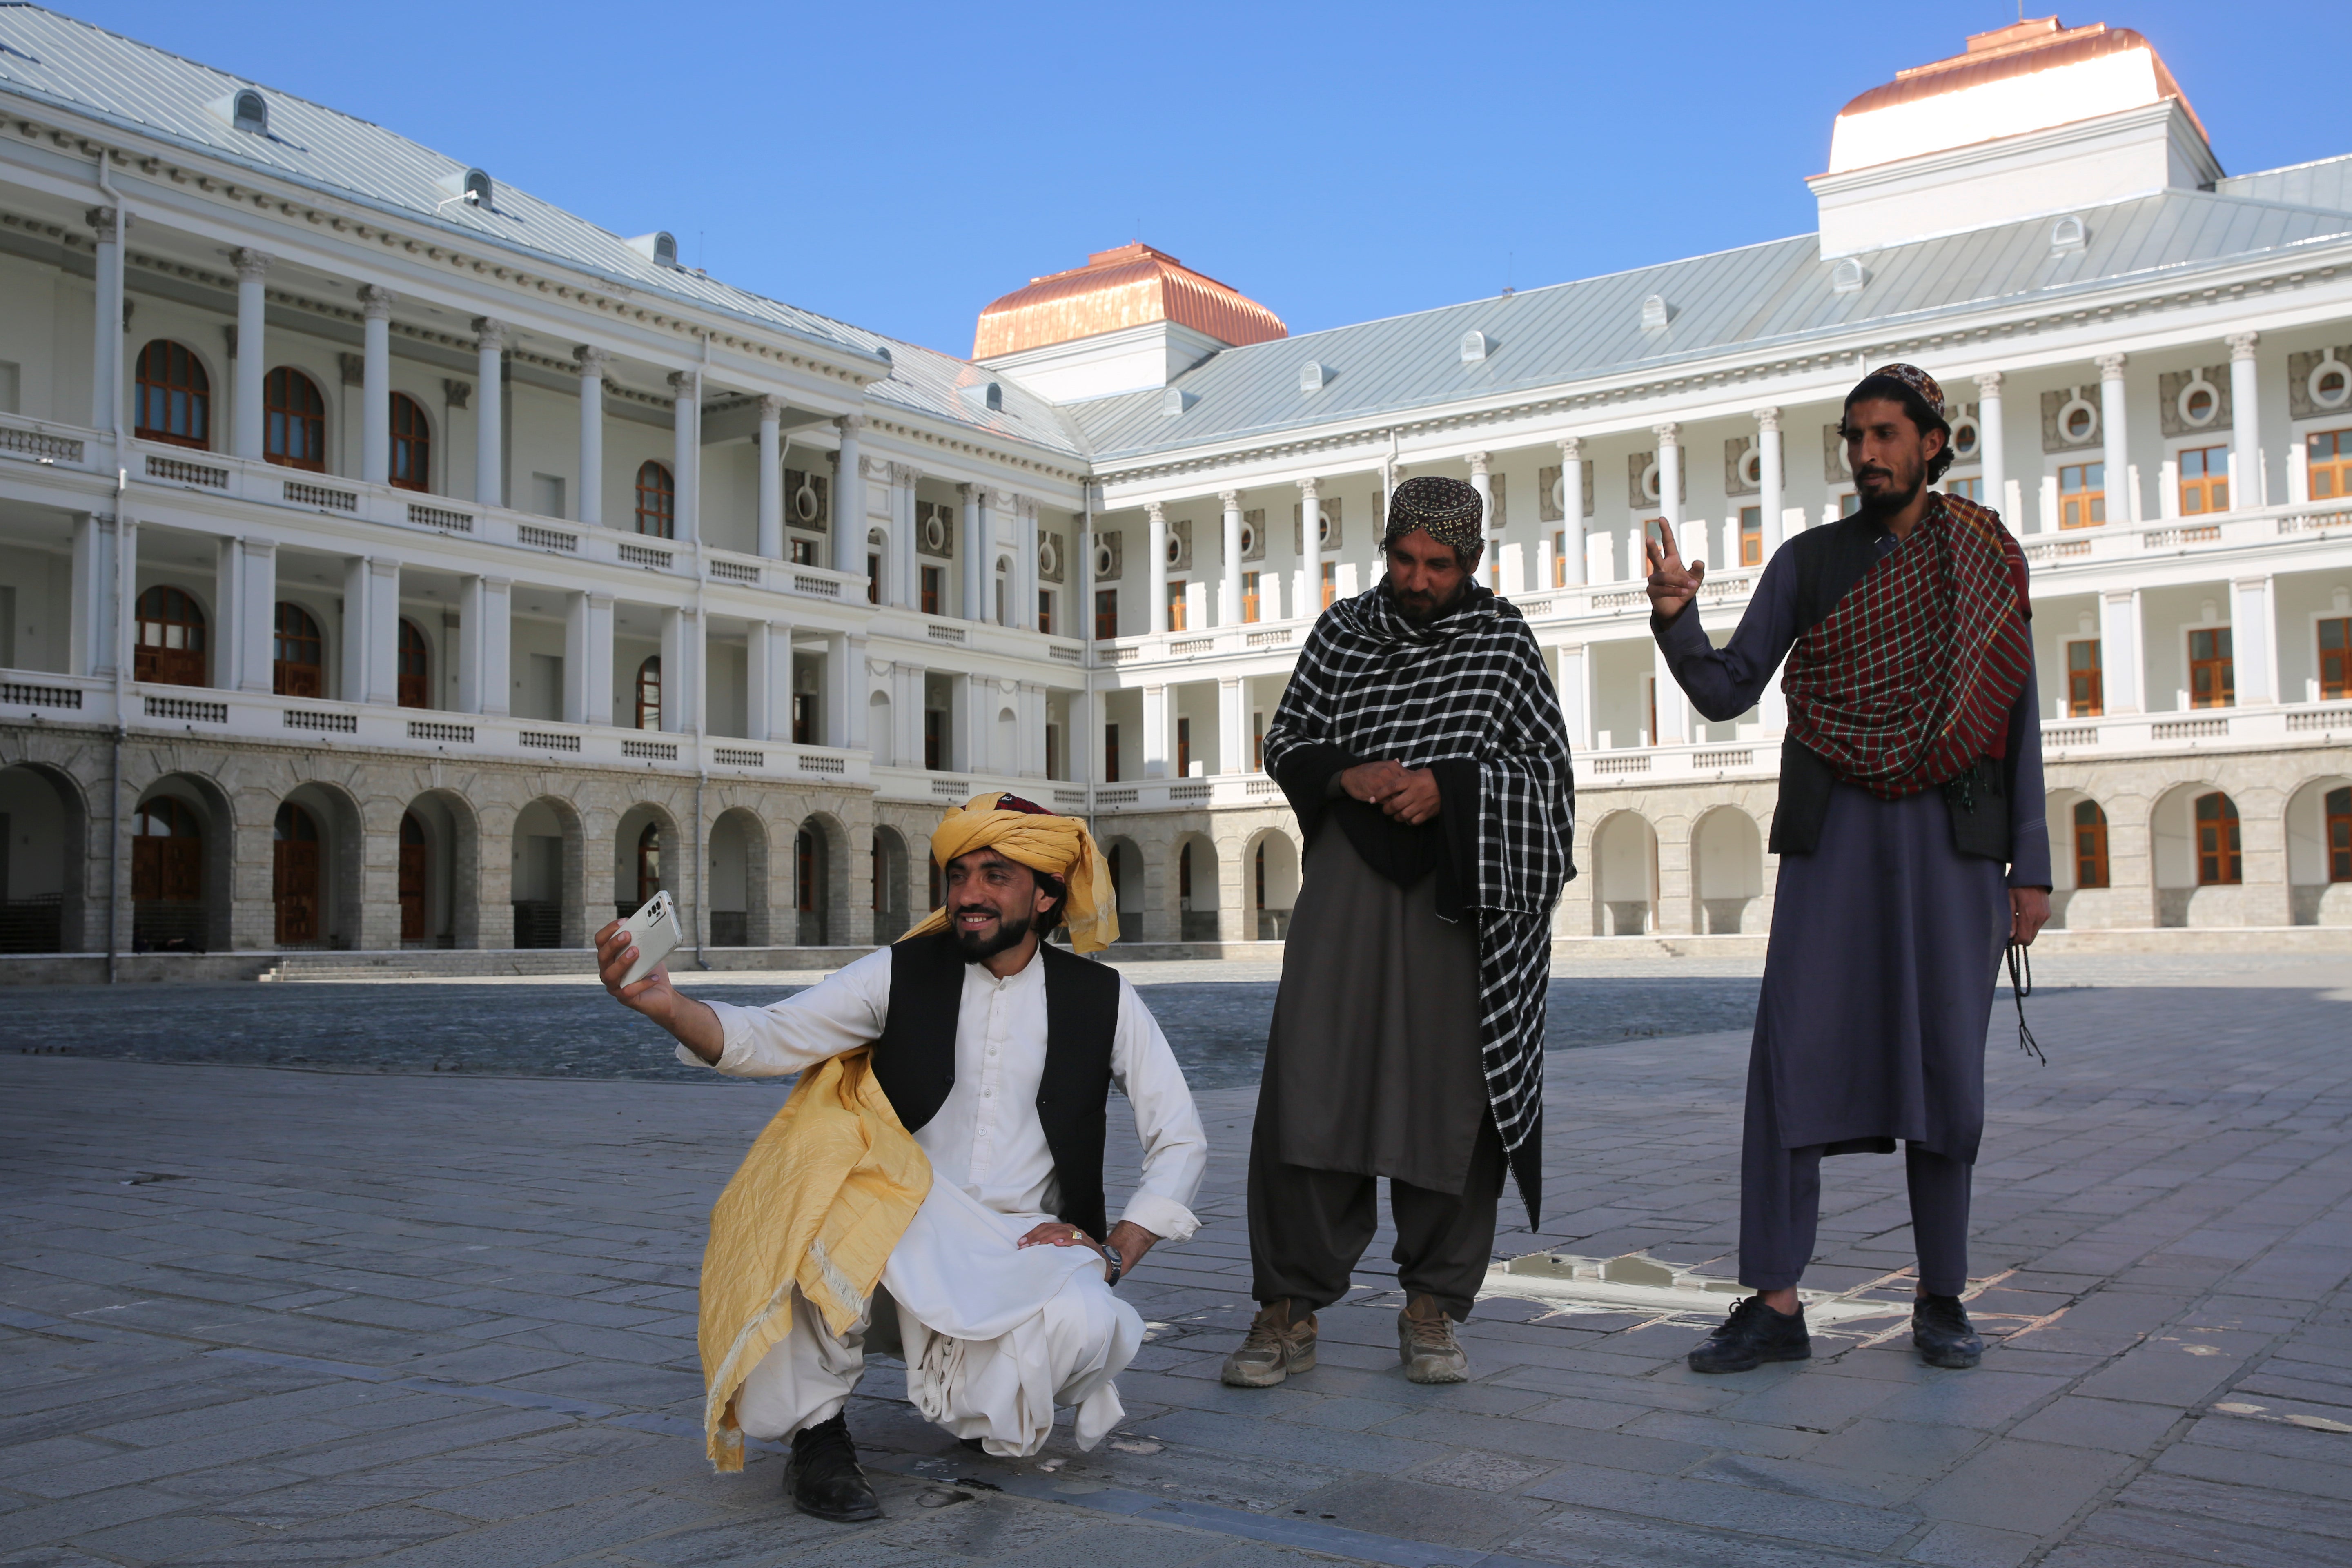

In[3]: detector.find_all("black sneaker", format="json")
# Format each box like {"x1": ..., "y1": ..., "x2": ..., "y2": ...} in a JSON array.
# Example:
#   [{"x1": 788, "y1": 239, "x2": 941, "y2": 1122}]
[
  {"x1": 1687, "y1": 1296, "x2": 1811, "y2": 1373},
  {"x1": 1912, "y1": 1294, "x2": 1984, "y2": 1370},
  {"x1": 784, "y1": 1412, "x2": 881, "y2": 1523}
]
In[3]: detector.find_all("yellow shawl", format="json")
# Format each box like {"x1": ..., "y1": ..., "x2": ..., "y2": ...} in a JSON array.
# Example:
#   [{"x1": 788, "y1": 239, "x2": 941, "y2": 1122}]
[{"x1": 697, "y1": 1050, "x2": 930, "y2": 1471}]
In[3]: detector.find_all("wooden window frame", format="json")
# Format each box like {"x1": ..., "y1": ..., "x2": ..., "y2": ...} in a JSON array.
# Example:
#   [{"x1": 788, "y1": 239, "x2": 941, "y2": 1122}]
[
  {"x1": 263, "y1": 366, "x2": 327, "y2": 472},
  {"x1": 1166, "y1": 581, "x2": 1187, "y2": 633},
  {"x1": 2177, "y1": 443, "x2": 2229, "y2": 516},
  {"x1": 635, "y1": 461, "x2": 676, "y2": 538},
  {"x1": 634, "y1": 655, "x2": 661, "y2": 731},
  {"x1": 637, "y1": 822, "x2": 663, "y2": 906},
  {"x1": 2327, "y1": 786, "x2": 2352, "y2": 883},
  {"x1": 922, "y1": 566, "x2": 945, "y2": 617},
  {"x1": 397, "y1": 618, "x2": 431, "y2": 709},
  {"x1": 2188, "y1": 626, "x2": 2235, "y2": 710},
  {"x1": 1738, "y1": 505, "x2": 1762, "y2": 567},
  {"x1": 2309, "y1": 429, "x2": 2352, "y2": 502},
  {"x1": 1103, "y1": 722, "x2": 1120, "y2": 784},
  {"x1": 134, "y1": 585, "x2": 208, "y2": 687},
  {"x1": 272, "y1": 601, "x2": 325, "y2": 698},
  {"x1": 2065, "y1": 637, "x2": 2103, "y2": 717},
  {"x1": 2072, "y1": 800, "x2": 2110, "y2": 888},
  {"x1": 389, "y1": 392, "x2": 431, "y2": 492},
  {"x1": 1093, "y1": 588, "x2": 1117, "y2": 642},
  {"x1": 2320, "y1": 616, "x2": 2351, "y2": 702},
  {"x1": 2195, "y1": 792, "x2": 2243, "y2": 885},
  {"x1": 134, "y1": 340, "x2": 211, "y2": 449},
  {"x1": 2058, "y1": 461, "x2": 2106, "y2": 530},
  {"x1": 1176, "y1": 716, "x2": 1191, "y2": 777}
]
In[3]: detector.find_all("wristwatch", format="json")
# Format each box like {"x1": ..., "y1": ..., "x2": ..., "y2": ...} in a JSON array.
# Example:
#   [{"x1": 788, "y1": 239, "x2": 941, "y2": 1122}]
[{"x1": 1098, "y1": 1242, "x2": 1123, "y2": 1287}]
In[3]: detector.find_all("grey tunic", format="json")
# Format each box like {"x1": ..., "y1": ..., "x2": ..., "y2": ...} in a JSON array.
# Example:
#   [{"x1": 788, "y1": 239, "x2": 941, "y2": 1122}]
[
  {"x1": 1261, "y1": 825, "x2": 1488, "y2": 1194},
  {"x1": 1657, "y1": 527, "x2": 2051, "y2": 1163}
]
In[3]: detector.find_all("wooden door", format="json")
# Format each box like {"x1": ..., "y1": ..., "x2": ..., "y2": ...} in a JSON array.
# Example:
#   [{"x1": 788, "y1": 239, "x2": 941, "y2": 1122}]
[
  {"x1": 274, "y1": 802, "x2": 321, "y2": 945},
  {"x1": 398, "y1": 824, "x2": 427, "y2": 943}
]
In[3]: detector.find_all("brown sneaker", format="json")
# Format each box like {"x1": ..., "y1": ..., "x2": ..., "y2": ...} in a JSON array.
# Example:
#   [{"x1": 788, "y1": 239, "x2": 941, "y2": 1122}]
[
  {"x1": 1398, "y1": 1294, "x2": 1470, "y2": 1384},
  {"x1": 1221, "y1": 1300, "x2": 1318, "y2": 1388}
]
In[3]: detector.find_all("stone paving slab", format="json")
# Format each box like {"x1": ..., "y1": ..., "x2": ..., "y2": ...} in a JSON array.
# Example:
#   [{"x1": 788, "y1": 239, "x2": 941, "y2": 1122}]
[{"x1": 2, "y1": 956, "x2": 2350, "y2": 1565}]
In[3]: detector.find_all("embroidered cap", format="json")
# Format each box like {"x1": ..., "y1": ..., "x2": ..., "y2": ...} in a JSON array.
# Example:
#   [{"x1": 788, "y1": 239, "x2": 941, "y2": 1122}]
[
  {"x1": 1858, "y1": 361, "x2": 1946, "y2": 421},
  {"x1": 1382, "y1": 475, "x2": 1485, "y2": 559}
]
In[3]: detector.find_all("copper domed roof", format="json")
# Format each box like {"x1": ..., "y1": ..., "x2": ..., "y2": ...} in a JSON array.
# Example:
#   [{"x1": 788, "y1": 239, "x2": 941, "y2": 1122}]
[
  {"x1": 1832, "y1": 19, "x2": 2207, "y2": 160},
  {"x1": 974, "y1": 243, "x2": 1286, "y2": 360}
]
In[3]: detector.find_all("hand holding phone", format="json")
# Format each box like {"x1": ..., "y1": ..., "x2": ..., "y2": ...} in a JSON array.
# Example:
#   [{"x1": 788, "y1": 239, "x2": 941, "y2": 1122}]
[{"x1": 615, "y1": 889, "x2": 679, "y2": 988}]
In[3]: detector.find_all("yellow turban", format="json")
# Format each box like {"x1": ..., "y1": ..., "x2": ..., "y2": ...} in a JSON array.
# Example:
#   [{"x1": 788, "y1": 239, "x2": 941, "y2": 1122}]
[{"x1": 903, "y1": 792, "x2": 1119, "y2": 955}]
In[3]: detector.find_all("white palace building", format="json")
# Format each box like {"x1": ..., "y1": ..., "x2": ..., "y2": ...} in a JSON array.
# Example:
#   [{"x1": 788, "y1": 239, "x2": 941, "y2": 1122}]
[{"x1": 1, "y1": 8, "x2": 2349, "y2": 977}]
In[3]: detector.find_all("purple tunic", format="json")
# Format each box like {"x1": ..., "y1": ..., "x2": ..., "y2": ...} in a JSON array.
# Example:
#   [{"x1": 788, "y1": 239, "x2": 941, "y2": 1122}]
[{"x1": 1656, "y1": 531, "x2": 2051, "y2": 1162}]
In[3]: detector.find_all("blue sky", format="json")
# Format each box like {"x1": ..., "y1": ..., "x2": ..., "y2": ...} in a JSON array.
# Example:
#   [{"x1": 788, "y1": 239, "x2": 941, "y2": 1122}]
[{"x1": 59, "y1": 1, "x2": 2352, "y2": 359}]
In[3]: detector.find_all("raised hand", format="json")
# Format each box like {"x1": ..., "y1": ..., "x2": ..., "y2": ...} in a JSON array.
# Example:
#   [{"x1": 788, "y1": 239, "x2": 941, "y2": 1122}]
[
  {"x1": 1644, "y1": 518, "x2": 1706, "y2": 621},
  {"x1": 1339, "y1": 760, "x2": 1411, "y2": 804},
  {"x1": 595, "y1": 920, "x2": 722, "y2": 1062}
]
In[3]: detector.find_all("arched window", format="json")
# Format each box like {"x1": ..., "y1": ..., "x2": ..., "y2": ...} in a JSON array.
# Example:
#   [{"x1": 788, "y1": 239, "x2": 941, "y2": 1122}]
[
  {"x1": 131, "y1": 796, "x2": 203, "y2": 903},
  {"x1": 2326, "y1": 786, "x2": 2350, "y2": 883},
  {"x1": 135, "y1": 341, "x2": 211, "y2": 448},
  {"x1": 397, "y1": 619, "x2": 430, "y2": 708},
  {"x1": 273, "y1": 801, "x2": 322, "y2": 947},
  {"x1": 635, "y1": 655, "x2": 662, "y2": 730},
  {"x1": 2072, "y1": 800, "x2": 2109, "y2": 889},
  {"x1": 272, "y1": 602, "x2": 324, "y2": 697},
  {"x1": 2195, "y1": 793, "x2": 2242, "y2": 886},
  {"x1": 133, "y1": 586, "x2": 207, "y2": 687},
  {"x1": 263, "y1": 367, "x2": 327, "y2": 470},
  {"x1": 636, "y1": 822, "x2": 663, "y2": 905},
  {"x1": 389, "y1": 392, "x2": 430, "y2": 491},
  {"x1": 635, "y1": 461, "x2": 675, "y2": 537}
]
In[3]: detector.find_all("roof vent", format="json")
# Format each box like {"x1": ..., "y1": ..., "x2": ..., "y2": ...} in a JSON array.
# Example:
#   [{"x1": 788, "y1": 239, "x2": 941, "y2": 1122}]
[
  {"x1": 1162, "y1": 388, "x2": 1197, "y2": 417},
  {"x1": 1830, "y1": 257, "x2": 1869, "y2": 294},
  {"x1": 1299, "y1": 361, "x2": 1332, "y2": 393},
  {"x1": 1639, "y1": 294, "x2": 1673, "y2": 331},
  {"x1": 435, "y1": 169, "x2": 494, "y2": 210},
  {"x1": 959, "y1": 380, "x2": 1004, "y2": 414},
  {"x1": 2050, "y1": 214, "x2": 2087, "y2": 255},
  {"x1": 208, "y1": 89, "x2": 269, "y2": 135},
  {"x1": 1459, "y1": 330, "x2": 1490, "y2": 363},
  {"x1": 626, "y1": 232, "x2": 679, "y2": 267}
]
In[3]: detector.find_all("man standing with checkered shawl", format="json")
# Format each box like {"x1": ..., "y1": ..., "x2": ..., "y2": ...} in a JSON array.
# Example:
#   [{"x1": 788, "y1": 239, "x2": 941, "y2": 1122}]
[
  {"x1": 1647, "y1": 365, "x2": 2051, "y2": 1378},
  {"x1": 1220, "y1": 476, "x2": 1574, "y2": 1390}
]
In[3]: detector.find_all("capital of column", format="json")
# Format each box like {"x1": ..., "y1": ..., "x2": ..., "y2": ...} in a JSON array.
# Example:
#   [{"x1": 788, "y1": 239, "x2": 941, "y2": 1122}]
[
  {"x1": 958, "y1": 481, "x2": 977, "y2": 503},
  {"x1": 1218, "y1": 489, "x2": 1241, "y2": 508},
  {"x1": 359, "y1": 285, "x2": 394, "y2": 321},
  {"x1": 1751, "y1": 407, "x2": 1781, "y2": 432},
  {"x1": 1296, "y1": 475, "x2": 1321, "y2": 499},
  {"x1": 472, "y1": 317, "x2": 508, "y2": 351},
  {"x1": 667, "y1": 368, "x2": 699, "y2": 398},
  {"x1": 575, "y1": 345, "x2": 612, "y2": 378},
  {"x1": 1973, "y1": 371, "x2": 2003, "y2": 398},
  {"x1": 2227, "y1": 332, "x2": 2260, "y2": 362},
  {"x1": 2095, "y1": 352, "x2": 2128, "y2": 379},
  {"x1": 1652, "y1": 421, "x2": 1680, "y2": 445},
  {"x1": 85, "y1": 206, "x2": 127, "y2": 242},
  {"x1": 1556, "y1": 436, "x2": 1582, "y2": 460},
  {"x1": 1468, "y1": 451, "x2": 1490, "y2": 477},
  {"x1": 233, "y1": 246, "x2": 271, "y2": 281},
  {"x1": 756, "y1": 393, "x2": 785, "y2": 419},
  {"x1": 1145, "y1": 500, "x2": 1166, "y2": 524},
  {"x1": 835, "y1": 413, "x2": 865, "y2": 436},
  {"x1": 888, "y1": 461, "x2": 922, "y2": 487},
  {"x1": 587, "y1": 590, "x2": 615, "y2": 610}
]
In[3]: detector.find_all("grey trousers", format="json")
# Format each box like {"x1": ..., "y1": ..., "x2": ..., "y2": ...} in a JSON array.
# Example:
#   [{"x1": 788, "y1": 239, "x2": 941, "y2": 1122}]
[
  {"x1": 1248, "y1": 1112, "x2": 1506, "y2": 1323},
  {"x1": 1741, "y1": 1137, "x2": 1973, "y2": 1297}
]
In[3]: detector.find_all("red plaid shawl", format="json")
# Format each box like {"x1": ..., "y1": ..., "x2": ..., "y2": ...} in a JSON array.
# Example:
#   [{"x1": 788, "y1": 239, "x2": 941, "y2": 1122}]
[{"x1": 1783, "y1": 494, "x2": 2033, "y2": 799}]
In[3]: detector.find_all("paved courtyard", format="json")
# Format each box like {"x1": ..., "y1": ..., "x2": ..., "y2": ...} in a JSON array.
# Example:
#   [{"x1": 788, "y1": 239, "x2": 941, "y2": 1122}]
[{"x1": 3, "y1": 953, "x2": 2351, "y2": 1566}]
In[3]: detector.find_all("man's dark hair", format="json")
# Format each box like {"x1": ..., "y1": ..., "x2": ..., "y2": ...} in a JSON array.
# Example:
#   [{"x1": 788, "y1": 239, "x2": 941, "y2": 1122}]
[
  {"x1": 1842, "y1": 374, "x2": 1956, "y2": 484},
  {"x1": 1030, "y1": 869, "x2": 1067, "y2": 936}
]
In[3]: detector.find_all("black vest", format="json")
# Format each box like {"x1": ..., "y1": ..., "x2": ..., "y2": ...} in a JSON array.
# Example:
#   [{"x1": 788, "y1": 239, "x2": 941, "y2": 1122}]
[
  {"x1": 1771, "y1": 514, "x2": 2016, "y2": 863},
  {"x1": 868, "y1": 930, "x2": 1123, "y2": 1241}
]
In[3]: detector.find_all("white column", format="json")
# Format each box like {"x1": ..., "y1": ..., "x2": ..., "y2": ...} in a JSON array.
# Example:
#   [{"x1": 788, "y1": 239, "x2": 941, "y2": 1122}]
[
  {"x1": 1017, "y1": 494, "x2": 1040, "y2": 630},
  {"x1": 657, "y1": 606, "x2": 685, "y2": 733},
  {"x1": 575, "y1": 348, "x2": 608, "y2": 527},
  {"x1": 959, "y1": 483, "x2": 984, "y2": 621},
  {"x1": 343, "y1": 555, "x2": 380, "y2": 702},
  {"x1": 1216, "y1": 677, "x2": 1244, "y2": 774},
  {"x1": 1469, "y1": 452, "x2": 1495, "y2": 575},
  {"x1": 471, "y1": 319, "x2": 507, "y2": 506},
  {"x1": 1976, "y1": 372, "x2": 2007, "y2": 526},
  {"x1": 86, "y1": 208, "x2": 126, "y2": 435},
  {"x1": 457, "y1": 574, "x2": 509, "y2": 716},
  {"x1": 2228, "y1": 333, "x2": 2263, "y2": 508},
  {"x1": 561, "y1": 590, "x2": 590, "y2": 724},
  {"x1": 237, "y1": 539, "x2": 276, "y2": 695},
  {"x1": 1555, "y1": 643, "x2": 1588, "y2": 751},
  {"x1": 1218, "y1": 489, "x2": 1244, "y2": 627},
  {"x1": 1018, "y1": 680, "x2": 1045, "y2": 776},
  {"x1": 1295, "y1": 477, "x2": 1321, "y2": 615},
  {"x1": 1651, "y1": 639, "x2": 1686, "y2": 746},
  {"x1": 892, "y1": 464, "x2": 920, "y2": 608},
  {"x1": 210, "y1": 536, "x2": 241, "y2": 690},
  {"x1": 1141, "y1": 684, "x2": 1169, "y2": 777},
  {"x1": 1655, "y1": 422, "x2": 1682, "y2": 524},
  {"x1": 749, "y1": 616, "x2": 792, "y2": 742},
  {"x1": 360, "y1": 286, "x2": 393, "y2": 486},
  {"x1": 895, "y1": 663, "x2": 925, "y2": 770},
  {"x1": 70, "y1": 512, "x2": 121, "y2": 678},
  {"x1": 1147, "y1": 501, "x2": 1170, "y2": 634},
  {"x1": 2097, "y1": 353, "x2": 2132, "y2": 523},
  {"x1": 1556, "y1": 439, "x2": 1586, "y2": 586},
  {"x1": 824, "y1": 632, "x2": 864, "y2": 750},
  {"x1": 583, "y1": 592, "x2": 614, "y2": 726},
  {"x1": 669, "y1": 370, "x2": 700, "y2": 543},
  {"x1": 2233, "y1": 574, "x2": 2276, "y2": 706},
  {"x1": 2100, "y1": 588, "x2": 2143, "y2": 714},
  {"x1": 832, "y1": 416, "x2": 864, "y2": 575},
  {"x1": 1754, "y1": 410, "x2": 1784, "y2": 561},
  {"x1": 753, "y1": 397, "x2": 783, "y2": 558},
  {"x1": 229, "y1": 248, "x2": 272, "y2": 459}
]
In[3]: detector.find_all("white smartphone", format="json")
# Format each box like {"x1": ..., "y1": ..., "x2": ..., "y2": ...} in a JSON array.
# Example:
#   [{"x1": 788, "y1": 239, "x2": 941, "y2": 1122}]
[{"x1": 616, "y1": 889, "x2": 679, "y2": 987}]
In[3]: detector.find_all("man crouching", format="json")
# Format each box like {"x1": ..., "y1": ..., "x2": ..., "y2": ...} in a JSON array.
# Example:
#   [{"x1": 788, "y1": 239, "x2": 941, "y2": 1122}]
[{"x1": 596, "y1": 793, "x2": 1205, "y2": 1523}]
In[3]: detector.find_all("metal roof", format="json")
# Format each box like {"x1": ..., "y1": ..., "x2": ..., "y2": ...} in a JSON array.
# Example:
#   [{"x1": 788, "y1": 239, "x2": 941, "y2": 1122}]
[
  {"x1": 0, "y1": 4, "x2": 1092, "y2": 461},
  {"x1": 2216, "y1": 154, "x2": 2352, "y2": 214},
  {"x1": 1064, "y1": 185, "x2": 2352, "y2": 464}
]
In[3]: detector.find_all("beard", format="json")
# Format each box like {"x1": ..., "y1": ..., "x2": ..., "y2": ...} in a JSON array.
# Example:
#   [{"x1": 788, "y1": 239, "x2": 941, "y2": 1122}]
[
  {"x1": 1852, "y1": 460, "x2": 1925, "y2": 519},
  {"x1": 1390, "y1": 571, "x2": 1473, "y2": 623},
  {"x1": 953, "y1": 905, "x2": 1034, "y2": 962}
]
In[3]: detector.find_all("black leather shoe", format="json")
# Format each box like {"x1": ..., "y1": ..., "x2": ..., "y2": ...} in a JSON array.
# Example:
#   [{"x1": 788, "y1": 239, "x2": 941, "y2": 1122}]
[
  {"x1": 784, "y1": 1413, "x2": 881, "y2": 1523},
  {"x1": 1913, "y1": 1294, "x2": 1984, "y2": 1369},
  {"x1": 1688, "y1": 1296, "x2": 1811, "y2": 1373}
]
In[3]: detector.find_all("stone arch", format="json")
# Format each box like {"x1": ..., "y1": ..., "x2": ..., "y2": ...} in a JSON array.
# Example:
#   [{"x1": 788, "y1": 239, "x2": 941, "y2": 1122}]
[
  {"x1": 1173, "y1": 830, "x2": 1220, "y2": 943},
  {"x1": 708, "y1": 806, "x2": 770, "y2": 948},
  {"x1": 1690, "y1": 806, "x2": 1762, "y2": 934},
  {"x1": 1591, "y1": 809, "x2": 1659, "y2": 936},
  {"x1": 2285, "y1": 773, "x2": 2352, "y2": 926},
  {"x1": 796, "y1": 810, "x2": 851, "y2": 946},
  {"x1": 870, "y1": 824, "x2": 912, "y2": 944},
  {"x1": 512, "y1": 795, "x2": 585, "y2": 948},
  {"x1": 131, "y1": 771, "x2": 232, "y2": 953},
  {"x1": 0, "y1": 761, "x2": 88, "y2": 954},
  {"x1": 401, "y1": 787, "x2": 480, "y2": 949},
  {"x1": 2149, "y1": 780, "x2": 2252, "y2": 928},
  {"x1": 276, "y1": 779, "x2": 364, "y2": 949},
  {"x1": 1102, "y1": 835, "x2": 1145, "y2": 943},
  {"x1": 1244, "y1": 826, "x2": 1301, "y2": 940},
  {"x1": 614, "y1": 800, "x2": 682, "y2": 931}
]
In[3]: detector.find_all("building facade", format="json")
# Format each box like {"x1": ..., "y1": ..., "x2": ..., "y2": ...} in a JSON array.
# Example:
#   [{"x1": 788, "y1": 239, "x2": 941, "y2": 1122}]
[{"x1": 0, "y1": 11, "x2": 2348, "y2": 972}]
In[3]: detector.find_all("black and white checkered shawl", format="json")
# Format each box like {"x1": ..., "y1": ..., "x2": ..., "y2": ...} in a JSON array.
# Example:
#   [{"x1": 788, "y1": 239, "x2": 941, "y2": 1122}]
[{"x1": 1263, "y1": 582, "x2": 1575, "y2": 1224}]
